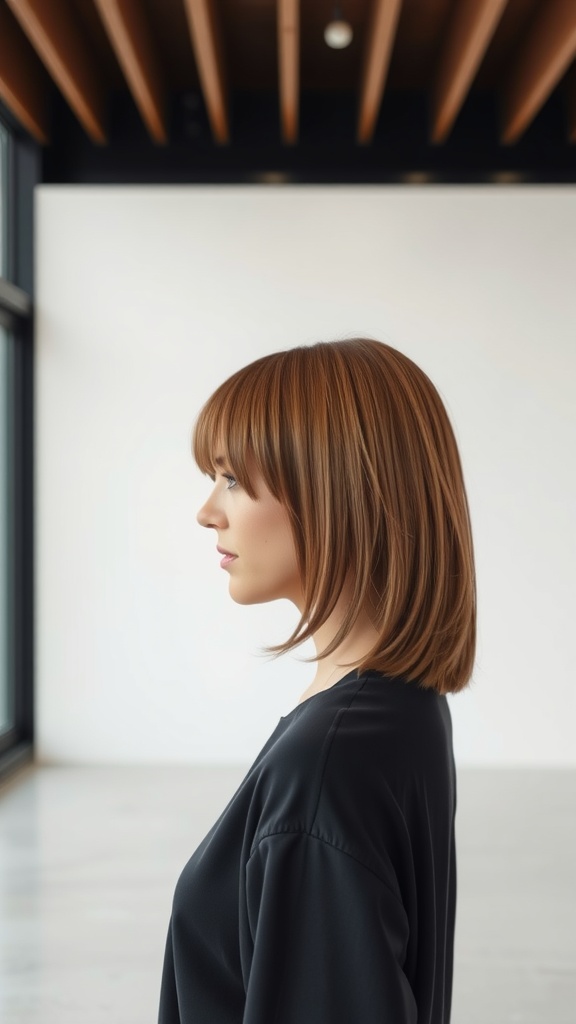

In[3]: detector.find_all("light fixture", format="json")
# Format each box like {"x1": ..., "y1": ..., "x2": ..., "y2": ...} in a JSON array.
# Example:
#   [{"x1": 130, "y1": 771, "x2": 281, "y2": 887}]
[
  {"x1": 251, "y1": 171, "x2": 292, "y2": 184},
  {"x1": 489, "y1": 171, "x2": 525, "y2": 184},
  {"x1": 402, "y1": 172, "x2": 433, "y2": 184},
  {"x1": 324, "y1": 2, "x2": 353, "y2": 49}
]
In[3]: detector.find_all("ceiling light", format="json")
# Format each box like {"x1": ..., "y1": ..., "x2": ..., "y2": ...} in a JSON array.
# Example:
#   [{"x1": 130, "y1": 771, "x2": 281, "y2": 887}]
[
  {"x1": 324, "y1": 2, "x2": 353, "y2": 49},
  {"x1": 489, "y1": 171, "x2": 525, "y2": 183},
  {"x1": 252, "y1": 172, "x2": 292, "y2": 184},
  {"x1": 402, "y1": 172, "x2": 433, "y2": 184}
]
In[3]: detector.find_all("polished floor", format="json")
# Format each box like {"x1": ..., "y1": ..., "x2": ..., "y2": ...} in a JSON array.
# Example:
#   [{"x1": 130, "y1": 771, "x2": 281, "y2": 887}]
[{"x1": 0, "y1": 764, "x2": 574, "y2": 1024}]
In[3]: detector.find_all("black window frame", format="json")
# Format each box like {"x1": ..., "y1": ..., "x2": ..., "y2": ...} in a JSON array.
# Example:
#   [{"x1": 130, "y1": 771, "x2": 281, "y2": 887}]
[{"x1": 0, "y1": 101, "x2": 39, "y2": 784}]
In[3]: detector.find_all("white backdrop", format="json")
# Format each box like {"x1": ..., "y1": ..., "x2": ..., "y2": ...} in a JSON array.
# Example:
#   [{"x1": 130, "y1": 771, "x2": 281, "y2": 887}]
[{"x1": 34, "y1": 185, "x2": 575, "y2": 766}]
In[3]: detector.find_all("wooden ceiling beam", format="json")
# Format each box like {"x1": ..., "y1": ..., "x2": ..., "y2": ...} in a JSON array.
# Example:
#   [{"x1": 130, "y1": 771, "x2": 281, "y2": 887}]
[
  {"x1": 500, "y1": 0, "x2": 576, "y2": 144},
  {"x1": 430, "y1": 0, "x2": 508, "y2": 144},
  {"x1": 0, "y1": 2, "x2": 51, "y2": 143},
  {"x1": 5, "y1": 0, "x2": 107, "y2": 144},
  {"x1": 93, "y1": 0, "x2": 167, "y2": 144},
  {"x1": 357, "y1": 0, "x2": 404, "y2": 144},
  {"x1": 182, "y1": 0, "x2": 229, "y2": 144},
  {"x1": 278, "y1": 0, "x2": 299, "y2": 144}
]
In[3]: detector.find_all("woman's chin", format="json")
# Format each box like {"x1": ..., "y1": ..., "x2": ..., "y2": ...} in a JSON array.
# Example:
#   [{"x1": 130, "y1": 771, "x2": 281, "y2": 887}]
[{"x1": 227, "y1": 579, "x2": 282, "y2": 606}]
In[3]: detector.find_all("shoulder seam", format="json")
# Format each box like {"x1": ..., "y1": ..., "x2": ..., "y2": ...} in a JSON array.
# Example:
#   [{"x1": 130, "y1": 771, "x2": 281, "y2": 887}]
[
  {"x1": 309, "y1": 674, "x2": 371, "y2": 829},
  {"x1": 247, "y1": 827, "x2": 403, "y2": 905}
]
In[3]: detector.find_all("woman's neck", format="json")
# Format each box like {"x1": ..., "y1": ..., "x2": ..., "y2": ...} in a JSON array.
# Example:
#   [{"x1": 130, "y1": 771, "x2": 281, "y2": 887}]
[{"x1": 301, "y1": 591, "x2": 379, "y2": 700}]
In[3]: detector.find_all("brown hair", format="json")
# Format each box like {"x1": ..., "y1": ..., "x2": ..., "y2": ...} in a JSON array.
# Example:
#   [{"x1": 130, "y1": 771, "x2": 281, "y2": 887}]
[{"x1": 192, "y1": 337, "x2": 476, "y2": 695}]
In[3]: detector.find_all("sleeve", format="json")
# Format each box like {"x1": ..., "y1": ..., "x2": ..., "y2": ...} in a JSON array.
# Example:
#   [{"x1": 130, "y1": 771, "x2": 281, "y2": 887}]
[{"x1": 242, "y1": 830, "x2": 417, "y2": 1024}]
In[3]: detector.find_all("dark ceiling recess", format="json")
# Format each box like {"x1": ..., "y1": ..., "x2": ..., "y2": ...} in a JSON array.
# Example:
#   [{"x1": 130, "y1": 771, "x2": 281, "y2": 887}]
[{"x1": 0, "y1": 0, "x2": 575, "y2": 183}]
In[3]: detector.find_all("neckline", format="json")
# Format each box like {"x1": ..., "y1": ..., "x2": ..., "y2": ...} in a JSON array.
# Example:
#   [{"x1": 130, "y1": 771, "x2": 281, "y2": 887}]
[{"x1": 279, "y1": 667, "x2": 364, "y2": 720}]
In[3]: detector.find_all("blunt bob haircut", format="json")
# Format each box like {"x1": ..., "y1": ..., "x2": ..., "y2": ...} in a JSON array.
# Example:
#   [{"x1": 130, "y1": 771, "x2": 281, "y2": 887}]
[{"x1": 192, "y1": 337, "x2": 476, "y2": 696}]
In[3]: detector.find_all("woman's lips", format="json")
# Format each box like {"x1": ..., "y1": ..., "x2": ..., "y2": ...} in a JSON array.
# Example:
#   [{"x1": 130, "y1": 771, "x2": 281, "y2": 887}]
[{"x1": 220, "y1": 554, "x2": 237, "y2": 568}]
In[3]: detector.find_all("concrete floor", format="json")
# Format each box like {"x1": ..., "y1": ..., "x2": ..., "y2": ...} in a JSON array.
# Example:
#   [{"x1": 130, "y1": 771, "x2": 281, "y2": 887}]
[{"x1": 0, "y1": 764, "x2": 574, "y2": 1024}]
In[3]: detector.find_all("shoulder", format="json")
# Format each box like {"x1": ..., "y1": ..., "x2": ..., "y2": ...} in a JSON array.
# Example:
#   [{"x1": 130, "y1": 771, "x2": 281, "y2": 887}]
[
  {"x1": 282, "y1": 671, "x2": 453, "y2": 790},
  {"x1": 326, "y1": 673, "x2": 455, "y2": 782},
  {"x1": 251, "y1": 673, "x2": 454, "y2": 874}
]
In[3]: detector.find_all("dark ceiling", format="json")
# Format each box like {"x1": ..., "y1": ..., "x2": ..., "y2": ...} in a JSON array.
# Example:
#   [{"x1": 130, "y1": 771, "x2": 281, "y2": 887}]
[{"x1": 0, "y1": 0, "x2": 575, "y2": 183}]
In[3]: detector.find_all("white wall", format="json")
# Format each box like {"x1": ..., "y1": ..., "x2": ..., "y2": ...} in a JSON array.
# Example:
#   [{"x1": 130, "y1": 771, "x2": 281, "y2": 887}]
[{"x1": 35, "y1": 185, "x2": 576, "y2": 767}]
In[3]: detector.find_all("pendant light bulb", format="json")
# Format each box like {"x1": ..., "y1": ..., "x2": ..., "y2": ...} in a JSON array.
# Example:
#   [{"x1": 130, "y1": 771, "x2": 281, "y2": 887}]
[{"x1": 324, "y1": 3, "x2": 353, "y2": 49}]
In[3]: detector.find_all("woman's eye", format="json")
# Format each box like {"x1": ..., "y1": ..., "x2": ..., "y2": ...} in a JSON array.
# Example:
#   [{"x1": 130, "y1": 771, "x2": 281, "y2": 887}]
[{"x1": 206, "y1": 470, "x2": 237, "y2": 489}]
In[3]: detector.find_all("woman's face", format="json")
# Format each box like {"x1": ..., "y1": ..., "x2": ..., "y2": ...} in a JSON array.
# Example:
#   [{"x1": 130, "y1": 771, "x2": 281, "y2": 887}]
[{"x1": 196, "y1": 451, "x2": 303, "y2": 608}]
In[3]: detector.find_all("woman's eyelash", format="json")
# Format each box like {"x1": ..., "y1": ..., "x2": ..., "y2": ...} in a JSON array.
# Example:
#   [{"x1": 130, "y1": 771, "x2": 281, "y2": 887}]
[{"x1": 206, "y1": 470, "x2": 237, "y2": 489}]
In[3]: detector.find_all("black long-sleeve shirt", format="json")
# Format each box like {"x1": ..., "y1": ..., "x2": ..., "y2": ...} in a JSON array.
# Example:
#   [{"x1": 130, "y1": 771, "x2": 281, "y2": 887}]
[{"x1": 157, "y1": 667, "x2": 457, "y2": 1023}]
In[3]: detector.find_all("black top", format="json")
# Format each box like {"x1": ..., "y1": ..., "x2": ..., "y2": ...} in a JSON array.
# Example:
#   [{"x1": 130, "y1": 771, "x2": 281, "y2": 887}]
[{"x1": 157, "y1": 668, "x2": 457, "y2": 1024}]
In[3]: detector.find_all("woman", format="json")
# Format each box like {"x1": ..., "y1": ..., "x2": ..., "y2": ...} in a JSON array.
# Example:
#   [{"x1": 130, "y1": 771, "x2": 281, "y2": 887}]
[{"x1": 157, "y1": 336, "x2": 476, "y2": 1024}]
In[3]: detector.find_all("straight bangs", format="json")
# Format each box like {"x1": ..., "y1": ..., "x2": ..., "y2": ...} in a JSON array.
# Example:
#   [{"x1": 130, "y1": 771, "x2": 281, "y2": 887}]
[
  {"x1": 192, "y1": 352, "x2": 292, "y2": 504},
  {"x1": 191, "y1": 338, "x2": 477, "y2": 696}
]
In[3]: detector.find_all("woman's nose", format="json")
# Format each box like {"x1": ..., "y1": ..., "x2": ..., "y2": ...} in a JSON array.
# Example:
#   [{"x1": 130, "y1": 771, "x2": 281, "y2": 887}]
[{"x1": 197, "y1": 494, "x2": 226, "y2": 529}]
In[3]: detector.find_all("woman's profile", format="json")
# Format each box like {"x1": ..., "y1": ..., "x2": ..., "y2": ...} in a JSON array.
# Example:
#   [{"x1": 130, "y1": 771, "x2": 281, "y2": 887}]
[{"x1": 157, "y1": 336, "x2": 476, "y2": 1024}]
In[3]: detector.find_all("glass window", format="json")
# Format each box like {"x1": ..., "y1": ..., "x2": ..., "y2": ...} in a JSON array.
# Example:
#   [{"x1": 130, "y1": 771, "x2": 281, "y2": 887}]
[
  {"x1": 0, "y1": 321, "x2": 11, "y2": 734},
  {"x1": 0, "y1": 110, "x2": 36, "y2": 773}
]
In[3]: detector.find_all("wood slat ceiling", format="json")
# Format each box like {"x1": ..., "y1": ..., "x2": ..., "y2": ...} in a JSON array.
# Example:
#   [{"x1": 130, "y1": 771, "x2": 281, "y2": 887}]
[{"x1": 0, "y1": 0, "x2": 575, "y2": 150}]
